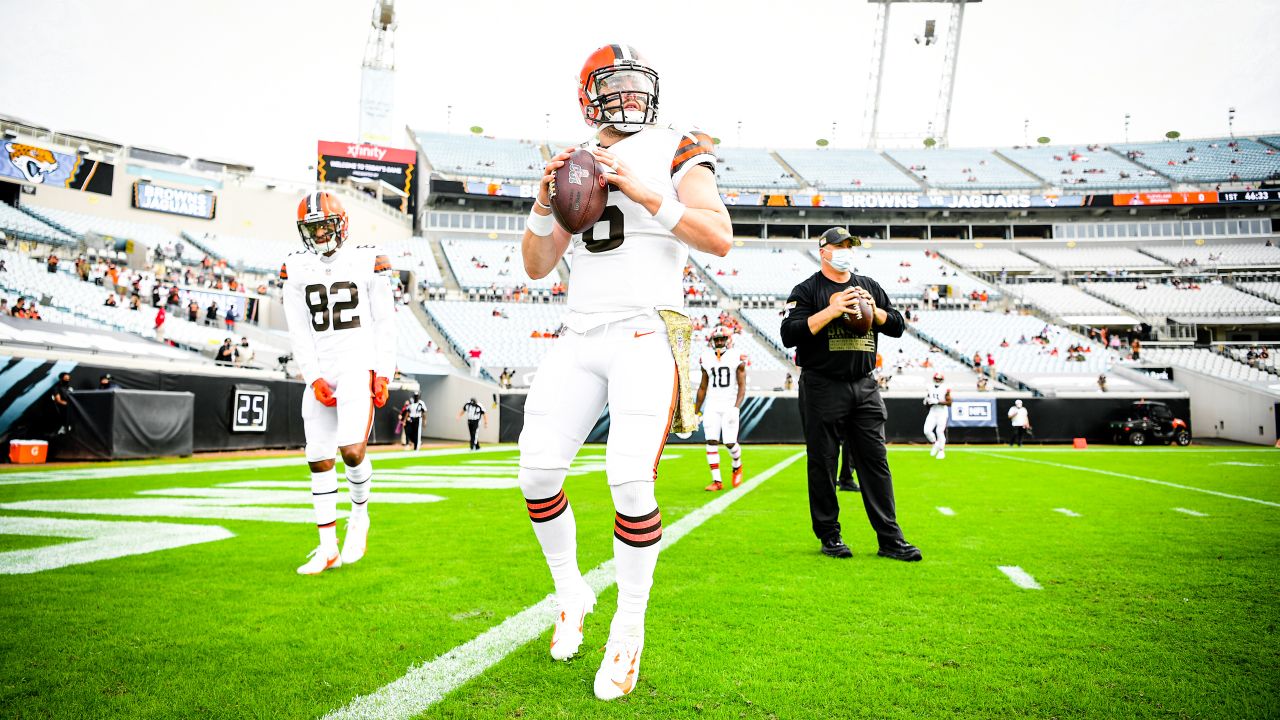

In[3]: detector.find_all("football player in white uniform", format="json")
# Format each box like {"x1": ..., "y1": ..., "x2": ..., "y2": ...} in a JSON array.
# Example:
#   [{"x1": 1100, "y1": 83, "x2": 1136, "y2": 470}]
[
  {"x1": 922, "y1": 372, "x2": 952, "y2": 459},
  {"x1": 695, "y1": 326, "x2": 746, "y2": 491},
  {"x1": 520, "y1": 44, "x2": 732, "y2": 700},
  {"x1": 282, "y1": 191, "x2": 396, "y2": 575}
]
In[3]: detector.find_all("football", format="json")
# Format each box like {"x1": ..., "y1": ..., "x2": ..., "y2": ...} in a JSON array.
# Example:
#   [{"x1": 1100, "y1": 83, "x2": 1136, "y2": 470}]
[
  {"x1": 831, "y1": 292, "x2": 874, "y2": 334},
  {"x1": 549, "y1": 147, "x2": 608, "y2": 234}
]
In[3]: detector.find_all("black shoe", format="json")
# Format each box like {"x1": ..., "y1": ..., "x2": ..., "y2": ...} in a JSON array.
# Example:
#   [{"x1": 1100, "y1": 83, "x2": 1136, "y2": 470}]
[
  {"x1": 877, "y1": 540, "x2": 922, "y2": 562},
  {"x1": 837, "y1": 482, "x2": 860, "y2": 492},
  {"x1": 821, "y1": 536, "x2": 853, "y2": 559}
]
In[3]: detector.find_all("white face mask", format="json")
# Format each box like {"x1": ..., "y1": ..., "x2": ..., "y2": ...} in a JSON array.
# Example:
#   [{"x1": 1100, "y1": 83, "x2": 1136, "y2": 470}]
[{"x1": 828, "y1": 248, "x2": 854, "y2": 272}]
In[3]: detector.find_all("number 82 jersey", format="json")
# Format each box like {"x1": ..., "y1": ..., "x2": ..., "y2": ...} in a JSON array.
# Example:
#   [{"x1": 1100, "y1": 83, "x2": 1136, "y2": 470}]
[{"x1": 281, "y1": 244, "x2": 397, "y2": 386}]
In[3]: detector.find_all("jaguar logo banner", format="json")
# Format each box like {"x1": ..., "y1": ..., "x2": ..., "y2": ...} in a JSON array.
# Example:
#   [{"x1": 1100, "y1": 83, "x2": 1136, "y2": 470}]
[{"x1": 1, "y1": 141, "x2": 113, "y2": 195}]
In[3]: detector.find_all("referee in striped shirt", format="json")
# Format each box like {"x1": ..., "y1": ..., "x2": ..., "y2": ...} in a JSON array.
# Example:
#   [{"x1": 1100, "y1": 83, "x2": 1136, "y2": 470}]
[
  {"x1": 405, "y1": 393, "x2": 427, "y2": 451},
  {"x1": 458, "y1": 397, "x2": 487, "y2": 451}
]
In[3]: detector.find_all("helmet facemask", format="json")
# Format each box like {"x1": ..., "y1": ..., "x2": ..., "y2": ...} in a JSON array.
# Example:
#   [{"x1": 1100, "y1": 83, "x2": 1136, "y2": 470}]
[
  {"x1": 584, "y1": 64, "x2": 659, "y2": 134},
  {"x1": 297, "y1": 216, "x2": 347, "y2": 255}
]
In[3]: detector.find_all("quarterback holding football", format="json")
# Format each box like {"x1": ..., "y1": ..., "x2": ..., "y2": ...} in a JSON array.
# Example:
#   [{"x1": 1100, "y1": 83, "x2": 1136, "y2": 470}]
[{"x1": 519, "y1": 44, "x2": 733, "y2": 700}]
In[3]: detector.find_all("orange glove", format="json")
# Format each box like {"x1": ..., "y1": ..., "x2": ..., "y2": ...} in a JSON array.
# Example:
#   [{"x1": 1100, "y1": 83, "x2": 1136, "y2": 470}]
[
  {"x1": 372, "y1": 376, "x2": 390, "y2": 408},
  {"x1": 312, "y1": 379, "x2": 337, "y2": 407}
]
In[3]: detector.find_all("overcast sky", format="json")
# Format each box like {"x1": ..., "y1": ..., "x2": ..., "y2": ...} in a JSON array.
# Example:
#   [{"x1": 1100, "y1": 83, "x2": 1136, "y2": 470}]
[{"x1": 7, "y1": 0, "x2": 1278, "y2": 181}]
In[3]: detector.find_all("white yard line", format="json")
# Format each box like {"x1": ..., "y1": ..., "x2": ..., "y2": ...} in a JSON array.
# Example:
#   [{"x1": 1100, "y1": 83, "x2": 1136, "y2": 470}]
[
  {"x1": 1053, "y1": 508, "x2": 1082, "y2": 517},
  {"x1": 975, "y1": 452, "x2": 1280, "y2": 509},
  {"x1": 998, "y1": 565, "x2": 1043, "y2": 590},
  {"x1": 321, "y1": 452, "x2": 804, "y2": 720},
  {"x1": 0, "y1": 447, "x2": 512, "y2": 486},
  {"x1": 1173, "y1": 508, "x2": 1209, "y2": 517},
  {"x1": 936, "y1": 506, "x2": 956, "y2": 516}
]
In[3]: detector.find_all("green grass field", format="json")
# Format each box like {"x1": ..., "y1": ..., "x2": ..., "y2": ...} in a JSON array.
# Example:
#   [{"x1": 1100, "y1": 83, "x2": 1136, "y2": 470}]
[{"x1": 0, "y1": 444, "x2": 1277, "y2": 719}]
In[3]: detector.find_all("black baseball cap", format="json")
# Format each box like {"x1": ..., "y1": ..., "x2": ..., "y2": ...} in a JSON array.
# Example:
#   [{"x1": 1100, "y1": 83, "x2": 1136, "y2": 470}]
[{"x1": 817, "y1": 227, "x2": 862, "y2": 247}]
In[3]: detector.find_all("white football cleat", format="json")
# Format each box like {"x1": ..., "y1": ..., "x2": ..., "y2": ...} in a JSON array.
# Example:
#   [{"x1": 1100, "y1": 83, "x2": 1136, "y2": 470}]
[
  {"x1": 936, "y1": 449, "x2": 946, "y2": 460},
  {"x1": 594, "y1": 631, "x2": 644, "y2": 700},
  {"x1": 549, "y1": 585, "x2": 596, "y2": 661},
  {"x1": 929, "y1": 445, "x2": 938, "y2": 458},
  {"x1": 297, "y1": 545, "x2": 341, "y2": 575},
  {"x1": 341, "y1": 516, "x2": 369, "y2": 565}
]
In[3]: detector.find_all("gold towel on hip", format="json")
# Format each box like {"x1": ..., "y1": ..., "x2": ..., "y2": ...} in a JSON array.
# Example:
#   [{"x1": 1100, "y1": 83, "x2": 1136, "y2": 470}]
[{"x1": 658, "y1": 309, "x2": 699, "y2": 434}]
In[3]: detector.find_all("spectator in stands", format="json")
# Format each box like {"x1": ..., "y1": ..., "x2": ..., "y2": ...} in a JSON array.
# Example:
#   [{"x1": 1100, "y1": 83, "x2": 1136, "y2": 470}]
[
  {"x1": 99, "y1": 374, "x2": 119, "y2": 390},
  {"x1": 104, "y1": 294, "x2": 118, "y2": 307},
  {"x1": 468, "y1": 346, "x2": 482, "y2": 377},
  {"x1": 47, "y1": 254, "x2": 58, "y2": 274},
  {"x1": 972, "y1": 351, "x2": 983, "y2": 370},
  {"x1": 154, "y1": 306, "x2": 166, "y2": 342},
  {"x1": 1130, "y1": 337, "x2": 1141, "y2": 361},
  {"x1": 236, "y1": 338, "x2": 255, "y2": 367},
  {"x1": 225, "y1": 305, "x2": 239, "y2": 333},
  {"x1": 206, "y1": 301, "x2": 219, "y2": 326},
  {"x1": 784, "y1": 372, "x2": 793, "y2": 391},
  {"x1": 12, "y1": 297, "x2": 27, "y2": 318},
  {"x1": 0, "y1": 299, "x2": 7, "y2": 315},
  {"x1": 1097, "y1": 374, "x2": 1108, "y2": 392},
  {"x1": 976, "y1": 374, "x2": 989, "y2": 392},
  {"x1": 151, "y1": 284, "x2": 163, "y2": 308},
  {"x1": 215, "y1": 338, "x2": 236, "y2": 365},
  {"x1": 0, "y1": 259, "x2": 6, "y2": 273},
  {"x1": 129, "y1": 294, "x2": 141, "y2": 311},
  {"x1": 187, "y1": 300, "x2": 199, "y2": 322}
]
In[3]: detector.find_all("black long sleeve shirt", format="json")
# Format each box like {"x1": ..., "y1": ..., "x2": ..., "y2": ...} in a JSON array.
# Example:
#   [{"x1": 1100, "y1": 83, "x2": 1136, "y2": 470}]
[{"x1": 780, "y1": 271, "x2": 905, "y2": 381}]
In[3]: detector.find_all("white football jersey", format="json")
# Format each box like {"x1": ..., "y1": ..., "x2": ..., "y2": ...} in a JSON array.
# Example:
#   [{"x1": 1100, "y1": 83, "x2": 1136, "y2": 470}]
[
  {"x1": 281, "y1": 243, "x2": 397, "y2": 386},
  {"x1": 699, "y1": 347, "x2": 745, "y2": 408},
  {"x1": 924, "y1": 383, "x2": 951, "y2": 408},
  {"x1": 563, "y1": 125, "x2": 716, "y2": 329}
]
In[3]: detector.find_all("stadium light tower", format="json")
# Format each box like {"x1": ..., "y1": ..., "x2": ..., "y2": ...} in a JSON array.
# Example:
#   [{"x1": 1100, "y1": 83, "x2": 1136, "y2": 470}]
[
  {"x1": 359, "y1": 0, "x2": 397, "y2": 145},
  {"x1": 864, "y1": 0, "x2": 980, "y2": 149}
]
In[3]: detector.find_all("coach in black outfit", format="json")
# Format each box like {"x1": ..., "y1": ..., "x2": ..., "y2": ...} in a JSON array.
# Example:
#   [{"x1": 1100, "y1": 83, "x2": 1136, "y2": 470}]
[{"x1": 781, "y1": 227, "x2": 921, "y2": 561}]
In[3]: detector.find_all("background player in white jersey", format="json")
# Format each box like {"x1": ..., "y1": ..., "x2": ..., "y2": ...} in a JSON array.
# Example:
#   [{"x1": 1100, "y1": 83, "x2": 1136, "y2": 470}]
[
  {"x1": 695, "y1": 326, "x2": 746, "y2": 491},
  {"x1": 922, "y1": 372, "x2": 952, "y2": 459},
  {"x1": 519, "y1": 44, "x2": 732, "y2": 700},
  {"x1": 282, "y1": 191, "x2": 396, "y2": 575}
]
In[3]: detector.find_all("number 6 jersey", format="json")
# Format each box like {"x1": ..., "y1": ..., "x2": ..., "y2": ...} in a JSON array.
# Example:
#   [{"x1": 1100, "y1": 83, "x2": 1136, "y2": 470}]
[
  {"x1": 281, "y1": 244, "x2": 397, "y2": 386},
  {"x1": 563, "y1": 126, "x2": 716, "y2": 330}
]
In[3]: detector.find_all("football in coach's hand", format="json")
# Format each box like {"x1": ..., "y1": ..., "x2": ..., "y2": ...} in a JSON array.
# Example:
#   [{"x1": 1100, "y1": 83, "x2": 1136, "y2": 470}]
[
  {"x1": 831, "y1": 292, "x2": 874, "y2": 334},
  {"x1": 549, "y1": 147, "x2": 608, "y2": 235}
]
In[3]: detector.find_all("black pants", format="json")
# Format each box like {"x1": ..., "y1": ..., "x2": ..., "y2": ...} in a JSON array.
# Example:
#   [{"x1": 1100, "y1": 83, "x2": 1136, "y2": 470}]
[
  {"x1": 467, "y1": 419, "x2": 480, "y2": 449},
  {"x1": 1010, "y1": 426, "x2": 1026, "y2": 447},
  {"x1": 837, "y1": 439, "x2": 855, "y2": 485},
  {"x1": 798, "y1": 371, "x2": 905, "y2": 546},
  {"x1": 406, "y1": 417, "x2": 422, "y2": 450}
]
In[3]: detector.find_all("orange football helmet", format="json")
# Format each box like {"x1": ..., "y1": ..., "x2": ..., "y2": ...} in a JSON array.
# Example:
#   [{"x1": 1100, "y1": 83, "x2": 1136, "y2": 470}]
[
  {"x1": 296, "y1": 191, "x2": 348, "y2": 254},
  {"x1": 578, "y1": 44, "x2": 659, "y2": 133},
  {"x1": 710, "y1": 326, "x2": 732, "y2": 350}
]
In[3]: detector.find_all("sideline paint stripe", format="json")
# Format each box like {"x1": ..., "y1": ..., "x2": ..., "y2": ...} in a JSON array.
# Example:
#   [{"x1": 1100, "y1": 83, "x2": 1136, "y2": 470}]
[
  {"x1": 976, "y1": 452, "x2": 1280, "y2": 508},
  {"x1": 998, "y1": 565, "x2": 1042, "y2": 590},
  {"x1": 322, "y1": 452, "x2": 804, "y2": 720},
  {"x1": 1053, "y1": 508, "x2": 1082, "y2": 517},
  {"x1": 1174, "y1": 507, "x2": 1208, "y2": 517},
  {"x1": 0, "y1": 446, "x2": 512, "y2": 486},
  {"x1": 936, "y1": 506, "x2": 956, "y2": 516}
]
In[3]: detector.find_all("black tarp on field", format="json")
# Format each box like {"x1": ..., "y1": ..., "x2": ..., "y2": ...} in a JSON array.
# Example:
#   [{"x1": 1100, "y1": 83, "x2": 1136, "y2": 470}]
[{"x1": 56, "y1": 390, "x2": 194, "y2": 460}]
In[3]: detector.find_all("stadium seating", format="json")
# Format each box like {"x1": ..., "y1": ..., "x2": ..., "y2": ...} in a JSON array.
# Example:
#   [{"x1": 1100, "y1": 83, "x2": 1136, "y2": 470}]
[
  {"x1": 190, "y1": 232, "x2": 285, "y2": 274},
  {"x1": 1222, "y1": 346, "x2": 1278, "y2": 374},
  {"x1": 910, "y1": 310, "x2": 1111, "y2": 381},
  {"x1": 415, "y1": 131, "x2": 545, "y2": 181},
  {"x1": 713, "y1": 147, "x2": 798, "y2": 190},
  {"x1": 1142, "y1": 346, "x2": 1276, "y2": 385},
  {"x1": 775, "y1": 148, "x2": 918, "y2": 191},
  {"x1": 1002, "y1": 282, "x2": 1130, "y2": 318},
  {"x1": 440, "y1": 237, "x2": 558, "y2": 291},
  {"x1": 0, "y1": 202, "x2": 76, "y2": 245},
  {"x1": 1236, "y1": 281, "x2": 1280, "y2": 303},
  {"x1": 1019, "y1": 246, "x2": 1171, "y2": 271},
  {"x1": 0, "y1": 248, "x2": 286, "y2": 360},
  {"x1": 1000, "y1": 145, "x2": 1167, "y2": 190},
  {"x1": 423, "y1": 301, "x2": 567, "y2": 376},
  {"x1": 393, "y1": 306, "x2": 453, "y2": 373},
  {"x1": 1081, "y1": 281, "x2": 1280, "y2": 317},
  {"x1": 938, "y1": 247, "x2": 1040, "y2": 272},
  {"x1": 808, "y1": 247, "x2": 998, "y2": 301},
  {"x1": 383, "y1": 237, "x2": 445, "y2": 286},
  {"x1": 1112, "y1": 138, "x2": 1280, "y2": 183},
  {"x1": 1140, "y1": 242, "x2": 1280, "y2": 268},
  {"x1": 690, "y1": 247, "x2": 817, "y2": 297},
  {"x1": 1262, "y1": 136, "x2": 1280, "y2": 151},
  {"x1": 21, "y1": 205, "x2": 209, "y2": 264},
  {"x1": 887, "y1": 148, "x2": 1041, "y2": 190}
]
